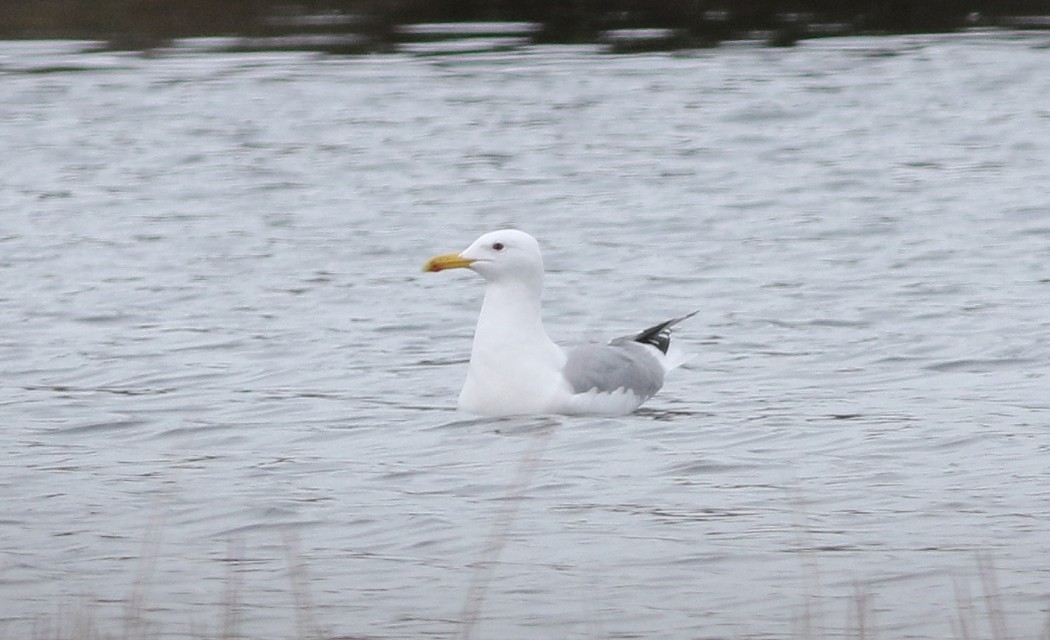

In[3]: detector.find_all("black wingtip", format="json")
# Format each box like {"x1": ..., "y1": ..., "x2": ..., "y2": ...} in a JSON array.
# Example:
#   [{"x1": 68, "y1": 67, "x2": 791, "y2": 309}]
[{"x1": 631, "y1": 310, "x2": 699, "y2": 354}]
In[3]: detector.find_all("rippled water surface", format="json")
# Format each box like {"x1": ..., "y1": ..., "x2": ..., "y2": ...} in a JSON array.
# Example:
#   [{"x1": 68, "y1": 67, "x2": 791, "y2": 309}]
[{"x1": 2, "y1": 33, "x2": 1050, "y2": 639}]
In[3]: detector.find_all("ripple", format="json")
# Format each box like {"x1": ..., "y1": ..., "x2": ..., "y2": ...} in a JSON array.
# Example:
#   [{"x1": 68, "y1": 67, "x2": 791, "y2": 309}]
[{"x1": 924, "y1": 357, "x2": 1036, "y2": 372}]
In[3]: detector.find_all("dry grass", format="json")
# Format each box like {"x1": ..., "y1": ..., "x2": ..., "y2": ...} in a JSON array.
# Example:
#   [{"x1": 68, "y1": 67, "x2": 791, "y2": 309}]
[
  {"x1": 15, "y1": 465, "x2": 1048, "y2": 640},
  {"x1": 18, "y1": 546, "x2": 1046, "y2": 640},
  {"x1": 458, "y1": 422, "x2": 557, "y2": 640}
]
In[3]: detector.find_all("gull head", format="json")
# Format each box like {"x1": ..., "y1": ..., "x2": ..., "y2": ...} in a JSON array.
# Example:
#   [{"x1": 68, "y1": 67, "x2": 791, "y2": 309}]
[{"x1": 423, "y1": 229, "x2": 544, "y2": 287}]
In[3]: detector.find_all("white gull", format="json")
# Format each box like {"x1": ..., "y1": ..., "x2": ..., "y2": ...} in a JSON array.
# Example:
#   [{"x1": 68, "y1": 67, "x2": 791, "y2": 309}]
[{"x1": 423, "y1": 229, "x2": 696, "y2": 417}]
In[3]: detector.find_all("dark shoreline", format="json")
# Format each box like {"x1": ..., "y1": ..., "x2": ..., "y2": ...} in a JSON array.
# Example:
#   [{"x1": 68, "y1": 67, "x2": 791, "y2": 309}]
[{"x1": 2, "y1": 0, "x2": 1050, "y2": 53}]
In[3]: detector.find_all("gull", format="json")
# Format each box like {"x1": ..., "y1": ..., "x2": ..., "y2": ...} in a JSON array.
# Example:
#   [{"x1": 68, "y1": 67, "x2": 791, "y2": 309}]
[{"x1": 423, "y1": 230, "x2": 696, "y2": 417}]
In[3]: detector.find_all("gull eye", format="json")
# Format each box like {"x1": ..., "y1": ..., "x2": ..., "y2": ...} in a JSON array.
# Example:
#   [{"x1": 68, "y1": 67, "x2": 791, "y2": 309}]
[{"x1": 492, "y1": 242, "x2": 504, "y2": 251}]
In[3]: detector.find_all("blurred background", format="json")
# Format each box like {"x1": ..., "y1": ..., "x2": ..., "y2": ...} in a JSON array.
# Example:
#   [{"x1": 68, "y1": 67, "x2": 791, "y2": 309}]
[{"x1": 3, "y1": 0, "x2": 1050, "y2": 52}]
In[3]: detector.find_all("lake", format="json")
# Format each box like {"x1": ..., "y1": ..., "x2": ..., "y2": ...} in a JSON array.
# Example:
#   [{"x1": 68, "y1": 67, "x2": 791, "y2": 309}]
[{"x1": 2, "y1": 32, "x2": 1049, "y2": 639}]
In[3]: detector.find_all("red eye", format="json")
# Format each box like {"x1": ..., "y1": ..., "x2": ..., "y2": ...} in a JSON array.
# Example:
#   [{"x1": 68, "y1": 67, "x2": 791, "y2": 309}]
[{"x1": 492, "y1": 242, "x2": 504, "y2": 251}]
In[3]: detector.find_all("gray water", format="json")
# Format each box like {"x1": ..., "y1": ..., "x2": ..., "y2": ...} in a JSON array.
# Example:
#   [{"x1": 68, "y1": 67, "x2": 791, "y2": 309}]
[{"x1": 2, "y1": 32, "x2": 1050, "y2": 639}]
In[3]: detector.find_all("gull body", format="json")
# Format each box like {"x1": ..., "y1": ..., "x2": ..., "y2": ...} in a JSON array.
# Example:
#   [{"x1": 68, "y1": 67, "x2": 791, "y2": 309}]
[{"x1": 423, "y1": 230, "x2": 695, "y2": 417}]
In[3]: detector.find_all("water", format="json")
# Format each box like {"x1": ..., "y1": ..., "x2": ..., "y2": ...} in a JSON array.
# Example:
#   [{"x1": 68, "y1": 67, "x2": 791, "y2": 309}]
[{"x1": 2, "y1": 32, "x2": 1049, "y2": 639}]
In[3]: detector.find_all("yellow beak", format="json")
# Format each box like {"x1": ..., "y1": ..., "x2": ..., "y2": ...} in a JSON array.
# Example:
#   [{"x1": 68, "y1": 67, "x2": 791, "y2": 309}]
[{"x1": 423, "y1": 252, "x2": 474, "y2": 273}]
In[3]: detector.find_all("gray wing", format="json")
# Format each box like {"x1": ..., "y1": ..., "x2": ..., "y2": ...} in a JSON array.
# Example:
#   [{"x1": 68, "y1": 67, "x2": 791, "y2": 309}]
[{"x1": 562, "y1": 341, "x2": 665, "y2": 399}]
